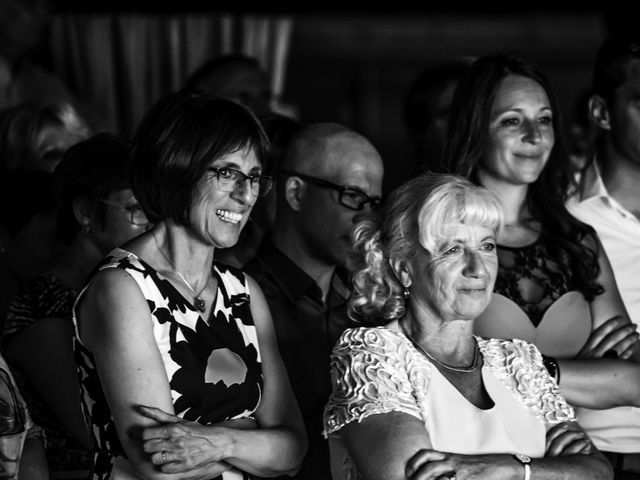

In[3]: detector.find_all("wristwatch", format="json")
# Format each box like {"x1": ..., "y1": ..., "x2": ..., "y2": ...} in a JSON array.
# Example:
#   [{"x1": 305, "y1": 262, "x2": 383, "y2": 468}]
[{"x1": 513, "y1": 453, "x2": 531, "y2": 480}]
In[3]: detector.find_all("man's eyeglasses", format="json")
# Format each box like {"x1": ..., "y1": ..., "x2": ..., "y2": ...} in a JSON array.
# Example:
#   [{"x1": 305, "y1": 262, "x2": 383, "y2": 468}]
[
  {"x1": 207, "y1": 167, "x2": 273, "y2": 198},
  {"x1": 280, "y1": 169, "x2": 382, "y2": 211},
  {"x1": 99, "y1": 199, "x2": 150, "y2": 226}
]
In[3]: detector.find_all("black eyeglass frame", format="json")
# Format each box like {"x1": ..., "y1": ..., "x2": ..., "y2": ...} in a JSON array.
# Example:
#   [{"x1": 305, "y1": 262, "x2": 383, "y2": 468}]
[
  {"x1": 280, "y1": 169, "x2": 382, "y2": 211},
  {"x1": 207, "y1": 167, "x2": 274, "y2": 198},
  {"x1": 99, "y1": 199, "x2": 150, "y2": 227}
]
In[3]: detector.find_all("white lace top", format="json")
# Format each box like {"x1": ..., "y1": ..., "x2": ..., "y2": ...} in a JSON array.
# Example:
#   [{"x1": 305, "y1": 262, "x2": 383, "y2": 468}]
[{"x1": 323, "y1": 325, "x2": 575, "y2": 480}]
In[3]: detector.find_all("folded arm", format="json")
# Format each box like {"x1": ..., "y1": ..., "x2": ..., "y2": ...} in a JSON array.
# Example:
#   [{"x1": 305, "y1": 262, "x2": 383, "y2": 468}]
[{"x1": 138, "y1": 276, "x2": 307, "y2": 478}]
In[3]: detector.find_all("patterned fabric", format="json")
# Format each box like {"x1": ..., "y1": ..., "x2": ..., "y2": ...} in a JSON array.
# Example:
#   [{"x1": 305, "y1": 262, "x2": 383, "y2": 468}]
[
  {"x1": 72, "y1": 248, "x2": 263, "y2": 480},
  {"x1": 1, "y1": 274, "x2": 91, "y2": 471},
  {"x1": 0, "y1": 353, "x2": 42, "y2": 480},
  {"x1": 323, "y1": 326, "x2": 575, "y2": 480},
  {"x1": 494, "y1": 240, "x2": 573, "y2": 327},
  {"x1": 475, "y1": 239, "x2": 592, "y2": 358}
]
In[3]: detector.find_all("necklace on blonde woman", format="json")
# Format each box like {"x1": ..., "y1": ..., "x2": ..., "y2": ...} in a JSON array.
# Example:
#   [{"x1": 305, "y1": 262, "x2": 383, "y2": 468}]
[
  {"x1": 154, "y1": 234, "x2": 208, "y2": 312},
  {"x1": 403, "y1": 329, "x2": 479, "y2": 373}
]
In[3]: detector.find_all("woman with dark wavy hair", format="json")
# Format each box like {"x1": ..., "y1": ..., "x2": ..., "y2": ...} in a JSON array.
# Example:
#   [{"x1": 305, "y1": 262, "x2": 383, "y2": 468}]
[{"x1": 441, "y1": 52, "x2": 640, "y2": 436}]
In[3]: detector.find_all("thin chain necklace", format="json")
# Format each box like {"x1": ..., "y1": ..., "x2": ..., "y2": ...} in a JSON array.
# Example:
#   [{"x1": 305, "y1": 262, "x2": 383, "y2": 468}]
[
  {"x1": 402, "y1": 326, "x2": 480, "y2": 374},
  {"x1": 154, "y1": 234, "x2": 208, "y2": 313}
]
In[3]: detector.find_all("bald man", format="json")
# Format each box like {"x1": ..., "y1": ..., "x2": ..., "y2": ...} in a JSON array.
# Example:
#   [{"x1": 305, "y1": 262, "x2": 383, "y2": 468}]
[{"x1": 244, "y1": 123, "x2": 384, "y2": 480}]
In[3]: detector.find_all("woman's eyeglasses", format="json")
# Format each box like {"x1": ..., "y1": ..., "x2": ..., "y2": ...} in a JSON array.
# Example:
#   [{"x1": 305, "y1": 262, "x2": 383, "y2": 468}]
[
  {"x1": 280, "y1": 169, "x2": 382, "y2": 211},
  {"x1": 99, "y1": 199, "x2": 150, "y2": 226},
  {"x1": 207, "y1": 167, "x2": 273, "y2": 198}
]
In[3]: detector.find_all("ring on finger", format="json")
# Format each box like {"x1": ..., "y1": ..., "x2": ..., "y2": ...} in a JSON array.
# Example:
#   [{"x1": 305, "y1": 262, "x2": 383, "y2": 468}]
[
  {"x1": 446, "y1": 472, "x2": 457, "y2": 480},
  {"x1": 161, "y1": 451, "x2": 167, "y2": 464}
]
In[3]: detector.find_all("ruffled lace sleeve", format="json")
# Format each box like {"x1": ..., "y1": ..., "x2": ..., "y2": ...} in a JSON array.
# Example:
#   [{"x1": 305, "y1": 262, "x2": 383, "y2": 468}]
[
  {"x1": 480, "y1": 337, "x2": 575, "y2": 427},
  {"x1": 323, "y1": 327, "x2": 427, "y2": 438}
]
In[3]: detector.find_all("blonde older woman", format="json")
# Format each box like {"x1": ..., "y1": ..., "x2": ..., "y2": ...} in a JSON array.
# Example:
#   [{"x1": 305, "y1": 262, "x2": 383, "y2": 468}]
[{"x1": 323, "y1": 173, "x2": 611, "y2": 480}]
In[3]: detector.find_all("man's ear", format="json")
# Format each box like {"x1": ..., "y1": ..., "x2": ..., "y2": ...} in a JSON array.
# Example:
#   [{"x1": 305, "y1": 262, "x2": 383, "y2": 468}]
[
  {"x1": 389, "y1": 257, "x2": 412, "y2": 290},
  {"x1": 283, "y1": 176, "x2": 306, "y2": 212},
  {"x1": 589, "y1": 94, "x2": 611, "y2": 131}
]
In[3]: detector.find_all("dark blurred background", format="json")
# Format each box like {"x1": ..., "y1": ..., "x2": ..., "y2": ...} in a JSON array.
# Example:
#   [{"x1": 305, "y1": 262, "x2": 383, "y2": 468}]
[{"x1": 31, "y1": 1, "x2": 634, "y2": 193}]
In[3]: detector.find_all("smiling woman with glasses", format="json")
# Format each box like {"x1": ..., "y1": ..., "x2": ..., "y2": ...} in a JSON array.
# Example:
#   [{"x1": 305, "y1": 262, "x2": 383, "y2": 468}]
[
  {"x1": 280, "y1": 169, "x2": 382, "y2": 211},
  {"x1": 70, "y1": 91, "x2": 307, "y2": 480}
]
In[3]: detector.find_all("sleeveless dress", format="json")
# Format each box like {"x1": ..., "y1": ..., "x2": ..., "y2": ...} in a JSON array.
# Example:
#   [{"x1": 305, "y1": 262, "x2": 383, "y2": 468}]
[
  {"x1": 323, "y1": 324, "x2": 575, "y2": 480},
  {"x1": 72, "y1": 248, "x2": 264, "y2": 480},
  {"x1": 474, "y1": 239, "x2": 592, "y2": 357}
]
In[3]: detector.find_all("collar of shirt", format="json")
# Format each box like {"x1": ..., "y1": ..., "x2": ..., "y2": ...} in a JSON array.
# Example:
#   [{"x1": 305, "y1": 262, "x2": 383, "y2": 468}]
[
  {"x1": 573, "y1": 157, "x2": 635, "y2": 219},
  {"x1": 251, "y1": 239, "x2": 348, "y2": 306}
]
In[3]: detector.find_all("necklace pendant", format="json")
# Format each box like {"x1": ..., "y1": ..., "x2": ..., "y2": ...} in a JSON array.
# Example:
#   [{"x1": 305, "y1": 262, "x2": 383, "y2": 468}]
[{"x1": 193, "y1": 296, "x2": 206, "y2": 312}]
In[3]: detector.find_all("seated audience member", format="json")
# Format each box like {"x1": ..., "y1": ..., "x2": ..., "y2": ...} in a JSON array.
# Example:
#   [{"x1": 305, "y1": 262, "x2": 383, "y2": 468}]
[
  {"x1": 245, "y1": 122, "x2": 384, "y2": 480},
  {"x1": 442, "y1": 51, "x2": 640, "y2": 476},
  {"x1": 0, "y1": 171, "x2": 60, "y2": 326},
  {"x1": 323, "y1": 172, "x2": 612, "y2": 480},
  {"x1": 568, "y1": 32, "x2": 640, "y2": 325},
  {"x1": 0, "y1": 0, "x2": 78, "y2": 111},
  {"x1": 0, "y1": 101, "x2": 91, "y2": 172},
  {"x1": 216, "y1": 111, "x2": 302, "y2": 268},
  {"x1": 566, "y1": 32, "x2": 640, "y2": 477},
  {"x1": 0, "y1": 352, "x2": 48, "y2": 480},
  {"x1": 403, "y1": 58, "x2": 472, "y2": 174},
  {"x1": 1, "y1": 133, "x2": 151, "y2": 474},
  {"x1": 72, "y1": 91, "x2": 306, "y2": 480},
  {"x1": 183, "y1": 53, "x2": 273, "y2": 116}
]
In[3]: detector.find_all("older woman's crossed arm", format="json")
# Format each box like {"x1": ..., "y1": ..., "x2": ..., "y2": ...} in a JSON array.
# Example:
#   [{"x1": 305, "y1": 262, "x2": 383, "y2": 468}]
[{"x1": 341, "y1": 412, "x2": 611, "y2": 480}]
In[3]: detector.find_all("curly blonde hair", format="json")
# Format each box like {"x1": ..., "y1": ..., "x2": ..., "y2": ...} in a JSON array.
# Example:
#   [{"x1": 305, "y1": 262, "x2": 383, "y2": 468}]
[{"x1": 348, "y1": 172, "x2": 503, "y2": 324}]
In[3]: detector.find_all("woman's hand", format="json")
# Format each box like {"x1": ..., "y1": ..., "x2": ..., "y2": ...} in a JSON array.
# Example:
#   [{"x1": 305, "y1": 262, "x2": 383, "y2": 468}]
[
  {"x1": 545, "y1": 422, "x2": 593, "y2": 457},
  {"x1": 137, "y1": 405, "x2": 236, "y2": 476},
  {"x1": 406, "y1": 450, "x2": 454, "y2": 480},
  {"x1": 405, "y1": 450, "x2": 509, "y2": 480},
  {"x1": 577, "y1": 315, "x2": 639, "y2": 360}
]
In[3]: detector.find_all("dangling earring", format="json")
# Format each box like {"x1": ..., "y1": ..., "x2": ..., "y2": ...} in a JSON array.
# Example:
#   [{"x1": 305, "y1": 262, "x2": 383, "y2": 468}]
[
  {"x1": 403, "y1": 287, "x2": 410, "y2": 299},
  {"x1": 81, "y1": 223, "x2": 90, "y2": 234}
]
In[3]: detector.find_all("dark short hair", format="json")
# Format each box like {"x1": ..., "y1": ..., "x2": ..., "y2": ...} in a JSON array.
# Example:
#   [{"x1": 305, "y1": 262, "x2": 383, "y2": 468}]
[
  {"x1": 130, "y1": 90, "x2": 270, "y2": 225},
  {"x1": 403, "y1": 60, "x2": 471, "y2": 132},
  {"x1": 52, "y1": 132, "x2": 132, "y2": 244},
  {"x1": 256, "y1": 111, "x2": 302, "y2": 176},
  {"x1": 592, "y1": 32, "x2": 640, "y2": 98},
  {"x1": 0, "y1": 170, "x2": 55, "y2": 236},
  {"x1": 184, "y1": 54, "x2": 263, "y2": 93}
]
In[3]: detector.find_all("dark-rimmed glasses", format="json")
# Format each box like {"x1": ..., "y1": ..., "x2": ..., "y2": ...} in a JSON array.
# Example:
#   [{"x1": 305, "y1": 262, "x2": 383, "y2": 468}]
[
  {"x1": 280, "y1": 169, "x2": 382, "y2": 211},
  {"x1": 207, "y1": 167, "x2": 273, "y2": 198},
  {"x1": 99, "y1": 199, "x2": 149, "y2": 226}
]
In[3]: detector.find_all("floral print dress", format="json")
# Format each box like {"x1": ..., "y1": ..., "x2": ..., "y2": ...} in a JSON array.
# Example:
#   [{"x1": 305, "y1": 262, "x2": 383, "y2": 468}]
[{"x1": 72, "y1": 248, "x2": 263, "y2": 480}]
